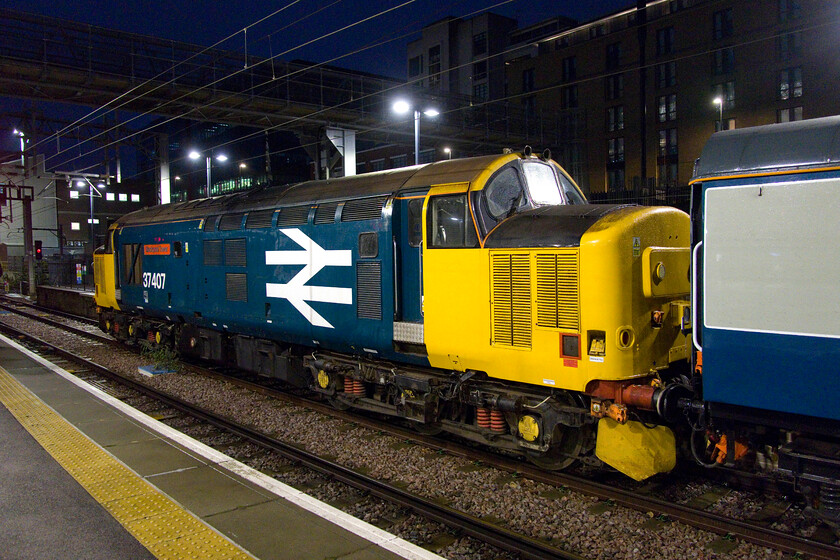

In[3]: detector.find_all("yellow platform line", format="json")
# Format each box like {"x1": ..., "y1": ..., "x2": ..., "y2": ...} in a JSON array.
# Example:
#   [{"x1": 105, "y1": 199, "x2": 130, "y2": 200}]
[{"x1": 0, "y1": 366, "x2": 255, "y2": 560}]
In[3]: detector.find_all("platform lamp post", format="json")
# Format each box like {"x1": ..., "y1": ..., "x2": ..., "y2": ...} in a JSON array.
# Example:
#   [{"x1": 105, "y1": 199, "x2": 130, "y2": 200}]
[
  {"x1": 444, "y1": 147, "x2": 452, "y2": 160},
  {"x1": 13, "y1": 129, "x2": 25, "y2": 169},
  {"x1": 713, "y1": 97, "x2": 724, "y2": 132},
  {"x1": 392, "y1": 100, "x2": 439, "y2": 165},
  {"x1": 76, "y1": 179, "x2": 105, "y2": 252},
  {"x1": 189, "y1": 150, "x2": 228, "y2": 198}
]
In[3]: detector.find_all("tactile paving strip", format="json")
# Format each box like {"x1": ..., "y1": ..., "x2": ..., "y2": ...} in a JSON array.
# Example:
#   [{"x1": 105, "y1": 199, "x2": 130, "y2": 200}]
[{"x1": 0, "y1": 366, "x2": 254, "y2": 560}]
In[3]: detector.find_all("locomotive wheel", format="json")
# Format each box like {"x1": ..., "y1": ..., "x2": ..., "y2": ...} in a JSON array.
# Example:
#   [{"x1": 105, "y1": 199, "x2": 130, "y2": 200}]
[
  {"x1": 412, "y1": 422, "x2": 443, "y2": 436},
  {"x1": 526, "y1": 392, "x2": 590, "y2": 470},
  {"x1": 526, "y1": 427, "x2": 587, "y2": 470},
  {"x1": 327, "y1": 395, "x2": 351, "y2": 411}
]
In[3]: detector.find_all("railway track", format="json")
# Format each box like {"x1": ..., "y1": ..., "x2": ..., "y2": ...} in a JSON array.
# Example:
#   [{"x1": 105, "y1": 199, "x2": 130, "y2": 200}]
[
  {"x1": 0, "y1": 316, "x2": 583, "y2": 560},
  {"x1": 2, "y1": 299, "x2": 838, "y2": 559}
]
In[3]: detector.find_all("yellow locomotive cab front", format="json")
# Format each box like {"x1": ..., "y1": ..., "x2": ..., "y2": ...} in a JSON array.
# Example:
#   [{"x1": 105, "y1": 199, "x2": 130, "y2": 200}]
[{"x1": 422, "y1": 153, "x2": 690, "y2": 478}]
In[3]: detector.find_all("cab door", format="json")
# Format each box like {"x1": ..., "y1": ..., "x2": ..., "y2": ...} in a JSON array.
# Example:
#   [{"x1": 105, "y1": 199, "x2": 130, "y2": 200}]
[
  {"x1": 392, "y1": 195, "x2": 425, "y2": 352},
  {"x1": 421, "y1": 183, "x2": 487, "y2": 371}
]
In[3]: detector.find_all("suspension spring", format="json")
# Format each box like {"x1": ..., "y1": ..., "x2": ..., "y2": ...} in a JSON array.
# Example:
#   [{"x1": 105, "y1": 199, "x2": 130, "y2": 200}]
[
  {"x1": 344, "y1": 377, "x2": 365, "y2": 396},
  {"x1": 476, "y1": 407, "x2": 491, "y2": 428},
  {"x1": 490, "y1": 409, "x2": 507, "y2": 433},
  {"x1": 821, "y1": 484, "x2": 840, "y2": 518}
]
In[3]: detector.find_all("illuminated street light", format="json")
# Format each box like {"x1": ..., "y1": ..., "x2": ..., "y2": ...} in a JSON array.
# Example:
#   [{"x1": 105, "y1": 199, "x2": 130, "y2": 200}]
[
  {"x1": 188, "y1": 149, "x2": 228, "y2": 197},
  {"x1": 713, "y1": 97, "x2": 724, "y2": 131},
  {"x1": 74, "y1": 178, "x2": 106, "y2": 251},
  {"x1": 444, "y1": 147, "x2": 452, "y2": 160},
  {"x1": 12, "y1": 129, "x2": 25, "y2": 167},
  {"x1": 392, "y1": 100, "x2": 439, "y2": 165}
]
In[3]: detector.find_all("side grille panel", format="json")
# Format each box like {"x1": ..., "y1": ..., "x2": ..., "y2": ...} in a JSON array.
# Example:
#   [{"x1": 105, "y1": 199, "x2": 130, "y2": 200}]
[
  {"x1": 204, "y1": 240, "x2": 222, "y2": 266},
  {"x1": 226, "y1": 273, "x2": 248, "y2": 302},
  {"x1": 342, "y1": 196, "x2": 387, "y2": 222},
  {"x1": 277, "y1": 205, "x2": 310, "y2": 227},
  {"x1": 491, "y1": 253, "x2": 531, "y2": 348},
  {"x1": 535, "y1": 252, "x2": 580, "y2": 331},
  {"x1": 225, "y1": 238, "x2": 247, "y2": 267},
  {"x1": 245, "y1": 209, "x2": 275, "y2": 229},
  {"x1": 356, "y1": 262, "x2": 382, "y2": 320},
  {"x1": 314, "y1": 202, "x2": 339, "y2": 224},
  {"x1": 219, "y1": 213, "x2": 244, "y2": 231}
]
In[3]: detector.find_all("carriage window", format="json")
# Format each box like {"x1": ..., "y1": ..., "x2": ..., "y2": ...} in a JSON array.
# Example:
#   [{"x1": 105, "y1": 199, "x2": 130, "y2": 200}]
[
  {"x1": 427, "y1": 194, "x2": 478, "y2": 248},
  {"x1": 173, "y1": 241, "x2": 182, "y2": 257}
]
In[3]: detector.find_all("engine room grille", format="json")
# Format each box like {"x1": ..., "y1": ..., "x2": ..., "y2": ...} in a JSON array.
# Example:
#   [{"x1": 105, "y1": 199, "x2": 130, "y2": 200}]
[
  {"x1": 535, "y1": 252, "x2": 580, "y2": 331},
  {"x1": 277, "y1": 205, "x2": 310, "y2": 227},
  {"x1": 219, "y1": 213, "x2": 244, "y2": 231},
  {"x1": 226, "y1": 273, "x2": 248, "y2": 302},
  {"x1": 356, "y1": 261, "x2": 382, "y2": 320},
  {"x1": 245, "y1": 209, "x2": 274, "y2": 229},
  {"x1": 491, "y1": 253, "x2": 531, "y2": 348},
  {"x1": 341, "y1": 196, "x2": 387, "y2": 222},
  {"x1": 314, "y1": 202, "x2": 339, "y2": 224},
  {"x1": 225, "y1": 238, "x2": 247, "y2": 267}
]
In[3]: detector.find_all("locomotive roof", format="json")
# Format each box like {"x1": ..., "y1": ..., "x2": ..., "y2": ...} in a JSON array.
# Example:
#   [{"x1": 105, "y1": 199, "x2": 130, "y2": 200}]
[
  {"x1": 692, "y1": 115, "x2": 840, "y2": 180},
  {"x1": 115, "y1": 154, "x2": 509, "y2": 227}
]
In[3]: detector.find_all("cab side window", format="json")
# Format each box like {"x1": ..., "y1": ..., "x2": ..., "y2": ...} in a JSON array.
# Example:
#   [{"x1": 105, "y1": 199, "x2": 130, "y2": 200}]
[{"x1": 427, "y1": 194, "x2": 478, "y2": 248}]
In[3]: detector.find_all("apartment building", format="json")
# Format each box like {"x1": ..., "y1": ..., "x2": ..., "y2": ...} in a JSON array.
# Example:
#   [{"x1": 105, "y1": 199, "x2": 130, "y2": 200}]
[{"x1": 504, "y1": 0, "x2": 840, "y2": 194}]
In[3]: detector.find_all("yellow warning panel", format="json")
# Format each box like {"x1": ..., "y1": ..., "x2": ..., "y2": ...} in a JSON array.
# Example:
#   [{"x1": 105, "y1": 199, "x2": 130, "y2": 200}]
[
  {"x1": 595, "y1": 417, "x2": 676, "y2": 481},
  {"x1": 0, "y1": 366, "x2": 254, "y2": 560}
]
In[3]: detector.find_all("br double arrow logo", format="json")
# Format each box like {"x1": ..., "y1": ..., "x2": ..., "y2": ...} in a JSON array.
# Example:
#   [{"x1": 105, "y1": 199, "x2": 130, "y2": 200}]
[{"x1": 265, "y1": 229, "x2": 352, "y2": 329}]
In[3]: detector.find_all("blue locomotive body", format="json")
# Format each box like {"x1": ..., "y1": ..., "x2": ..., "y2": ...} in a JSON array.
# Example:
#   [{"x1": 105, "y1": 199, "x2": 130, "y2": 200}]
[
  {"x1": 114, "y1": 193, "x2": 425, "y2": 365},
  {"x1": 690, "y1": 116, "x2": 840, "y2": 515}
]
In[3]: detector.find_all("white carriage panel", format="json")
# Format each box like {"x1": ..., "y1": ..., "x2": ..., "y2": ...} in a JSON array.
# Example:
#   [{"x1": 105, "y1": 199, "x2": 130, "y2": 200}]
[{"x1": 703, "y1": 177, "x2": 840, "y2": 339}]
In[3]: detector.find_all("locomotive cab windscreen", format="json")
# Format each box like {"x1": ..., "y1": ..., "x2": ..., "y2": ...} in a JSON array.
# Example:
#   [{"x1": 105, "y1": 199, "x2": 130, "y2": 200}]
[{"x1": 474, "y1": 160, "x2": 585, "y2": 235}]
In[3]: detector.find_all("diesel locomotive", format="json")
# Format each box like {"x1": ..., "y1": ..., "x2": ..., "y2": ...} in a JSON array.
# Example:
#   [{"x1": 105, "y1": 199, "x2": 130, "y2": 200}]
[
  {"x1": 94, "y1": 150, "x2": 692, "y2": 480},
  {"x1": 688, "y1": 116, "x2": 840, "y2": 525}
]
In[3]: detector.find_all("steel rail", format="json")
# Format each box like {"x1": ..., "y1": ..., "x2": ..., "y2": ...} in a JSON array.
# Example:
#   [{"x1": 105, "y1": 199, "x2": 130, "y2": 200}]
[
  {"x1": 2, "y1": 305, "x2": 837, "y2": 559},
  {"x1": 0, "y1": 321, "x2": 583, "y2": 560}
]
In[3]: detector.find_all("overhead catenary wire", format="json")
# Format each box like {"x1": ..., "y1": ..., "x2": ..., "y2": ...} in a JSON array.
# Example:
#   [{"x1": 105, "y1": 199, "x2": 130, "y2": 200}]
[
  {"x1": 24, "y1": 0, "x2": 310, "y2": 156},
  {"x1": 31, "y1": 0, "x2": 831, "y2": 186},
  {"x1": 37, "y1": 0, "x2": 423, "y2": 171}
]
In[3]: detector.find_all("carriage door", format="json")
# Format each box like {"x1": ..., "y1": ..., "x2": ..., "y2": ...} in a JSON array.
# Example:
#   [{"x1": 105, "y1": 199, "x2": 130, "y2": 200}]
[{"x1": 393, "y1": 196, "x2": 425, "y2": 352}]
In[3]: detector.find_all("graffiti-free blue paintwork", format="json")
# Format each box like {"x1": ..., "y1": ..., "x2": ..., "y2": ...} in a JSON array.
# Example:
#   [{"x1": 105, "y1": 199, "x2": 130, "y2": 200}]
[
  {"x1": 697, "y1": 169, "x2": 840, "y2": 422},
  {"x1": 115, "y1": 205, "x2": 429, "y2": 366}
]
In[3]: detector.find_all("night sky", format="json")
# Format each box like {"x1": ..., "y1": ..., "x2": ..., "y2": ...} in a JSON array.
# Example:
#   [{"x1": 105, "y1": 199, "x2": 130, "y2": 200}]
[
  {"x1": 3, "y1": 0, "x2": 631, "y2": 78},
  {"x1": 1, "y1": 0, "x2": 630, "y2": 155}
]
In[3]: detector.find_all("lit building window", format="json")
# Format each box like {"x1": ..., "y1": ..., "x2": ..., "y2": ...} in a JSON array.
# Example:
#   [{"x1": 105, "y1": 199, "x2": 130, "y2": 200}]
[
  {"x1": 778, "y1": 107, "x2": 803, "y2": 122},
  {"x1": 608, "y1": 138, "x2": 625, "y2": 163},
  {"x1": 87, "y1": 218, "x2": 100, "y2": 224},
  {"x1": 69, "y1": 190, "x2": 79, "y2": 199},
  {"x1": 119, "y1": 193, "x2": 128, "y2": 201},
  {"x1": 131, "y1": 194, "x2": 140, "y2": 202},
  {"x1": 106, "y1": 192, "x2": 115, "y2": 201},
  {"x1": 607, "y1": 106, "x2": 624, "y2": 132},
  {"x1": 657, "y1": 94, "x2": 677, "y2": 122},
  {"x1": 71, "y1": 222, "x2": 80, "y2": 231},
  {"x1": 779, "y1": 67, "x2": 802, "y2": 100}
]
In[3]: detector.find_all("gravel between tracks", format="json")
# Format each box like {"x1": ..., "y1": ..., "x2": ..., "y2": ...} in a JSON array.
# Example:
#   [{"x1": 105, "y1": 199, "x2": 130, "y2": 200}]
[{"x1": 4, "y1": 312, "x2": 822, "y2": 560}]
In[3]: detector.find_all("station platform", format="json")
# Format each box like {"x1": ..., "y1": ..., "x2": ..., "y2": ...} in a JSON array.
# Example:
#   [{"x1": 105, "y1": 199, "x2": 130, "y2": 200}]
[{"x1": 0, "y1": 334, "x2": 442, "y2": 560}]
